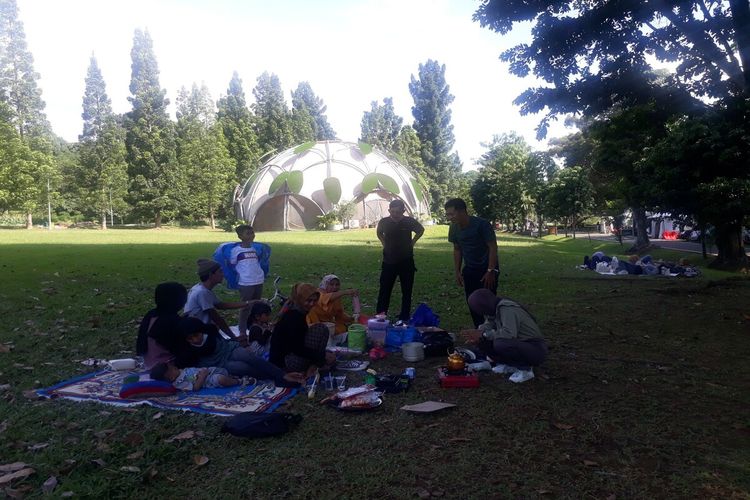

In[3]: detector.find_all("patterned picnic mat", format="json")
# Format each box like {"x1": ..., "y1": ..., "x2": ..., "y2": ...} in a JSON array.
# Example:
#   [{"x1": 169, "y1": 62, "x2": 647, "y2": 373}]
[{"x1": 37, "y1": 370, "x2": 298, "y2": 416}]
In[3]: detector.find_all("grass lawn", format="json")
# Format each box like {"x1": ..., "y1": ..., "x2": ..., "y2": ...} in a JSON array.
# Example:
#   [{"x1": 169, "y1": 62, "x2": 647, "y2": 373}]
[{"x1": 1, "y1": 226, "x2": 748, "y2": 498}]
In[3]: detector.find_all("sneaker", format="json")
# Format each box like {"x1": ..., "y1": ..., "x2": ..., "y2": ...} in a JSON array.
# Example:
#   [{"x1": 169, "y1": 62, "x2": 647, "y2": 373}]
[
  {"x1": 492, "y1": 364, "x2": 518, "y2": 375},
  {"x1": 336, "y1": 360, "x2": 370, "y2": 371},
  {"x1": 509, "y1": 369, "x2": 535, "y2": 383}
]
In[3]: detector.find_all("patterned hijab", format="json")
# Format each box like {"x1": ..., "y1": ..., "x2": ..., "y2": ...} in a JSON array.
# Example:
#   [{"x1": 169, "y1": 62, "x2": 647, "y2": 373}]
[
  {"x1": 319, "y1": 274, "x2": 339, "y2": 290},
  {"x1": 290, "y1": 283, "x2": 320, "y2": 309}
]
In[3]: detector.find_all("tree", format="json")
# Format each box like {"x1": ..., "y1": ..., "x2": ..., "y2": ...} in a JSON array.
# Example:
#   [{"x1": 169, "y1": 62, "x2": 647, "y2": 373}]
[
  {"x1": 291, "y1": 81, "x2": 336, "y2": 140},
  {"x1": 359, "y1": 97, "x2": 403, "y2": 151},
  {"x1": 474, "y1": 0, "x2": 750, "y2": 265},
  {"x1": 252, "y1": 72, "x2": 293, "y2": 155},
  {"x1": 76, "y1": 56, "x2": 128, "y2": 229},
  {"x1": 123, "y1": 29, "x2": 177, "y2": 227},
  {"x1": 175, "y1": 83, "x2": 234, "y2": 229},
  {"x1": 544, "y1": 166, "x2": 595, "y2": 237},
  {"x1": 0, "y1": 0, "x2": 54, "y2": 228},
  {"x1": 217, "y1": 71, "x2": 261, "y2": 184},
  {"x1": 409, "y1": 59, "x2": 461, "y2": 216}
]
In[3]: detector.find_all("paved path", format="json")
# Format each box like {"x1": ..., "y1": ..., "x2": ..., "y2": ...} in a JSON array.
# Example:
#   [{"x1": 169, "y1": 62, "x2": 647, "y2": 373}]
[{"x1": 570, "y1": 232, "x2": 719, "y2": 256}]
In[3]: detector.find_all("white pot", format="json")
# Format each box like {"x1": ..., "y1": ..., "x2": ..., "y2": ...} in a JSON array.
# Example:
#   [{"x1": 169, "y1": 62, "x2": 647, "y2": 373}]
[
  {"x1": 402, "y1": 342, "x2": 425, "y2": 362},
  {"x1": 327, "y1": 223, "x2": 344, "y2": 231}
]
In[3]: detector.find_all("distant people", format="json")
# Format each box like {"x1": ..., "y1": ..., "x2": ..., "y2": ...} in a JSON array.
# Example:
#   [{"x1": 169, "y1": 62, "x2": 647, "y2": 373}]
[
  {"x1": 229, "y1": 225, "x2": 271, "y2": 339},
  {"x1": 375, "y1": 199, "x2": 424, "y2": 322},
  {"x1": 270, "y1": 283, "x2": 336, "y2": 377},
  {"x1": 467, "y1": 289, "x2": 547, "y2": 383},
  {"x1": 184, "y1": 259, "x2": 251, "y2": 342},
  {"x1": 136, "y1": 282, "x2": 188, "y2": 370},
  {"x1": 445, "y1": 198, "x2": 499, "y2": 327},
  {"x1": 308, "y1": 274, "x2": 358, "y2": 334},
  {"x1": 150, "y1": 361, "x2": 240, "y2": 391}
]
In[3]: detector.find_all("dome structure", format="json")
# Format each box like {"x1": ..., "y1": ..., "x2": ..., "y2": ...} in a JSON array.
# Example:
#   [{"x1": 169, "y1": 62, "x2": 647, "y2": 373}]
[{"x1": 234, "y1": 140, "x2": 430, "y2": 231}]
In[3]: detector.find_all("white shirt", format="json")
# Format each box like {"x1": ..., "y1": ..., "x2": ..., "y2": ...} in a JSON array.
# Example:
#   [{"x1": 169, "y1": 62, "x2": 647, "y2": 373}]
[{"x1": 230, "y1": 245, "x2": 265, "y2": 286}]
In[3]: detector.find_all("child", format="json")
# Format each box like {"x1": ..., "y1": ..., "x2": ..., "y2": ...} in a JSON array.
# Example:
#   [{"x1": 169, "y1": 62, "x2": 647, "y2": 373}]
[
  {"x1": 230, "y1": 225, "x2": 271, "y2": 339},
  {"x1": 150, "y1": 361, "x2": 241, "y2": 391},
  {"x1": 307, "y1": 274, "x2": 358, "y2": 335},
  {"x1": 246, "y1": 301, "x2": 273, "y2": 357}
]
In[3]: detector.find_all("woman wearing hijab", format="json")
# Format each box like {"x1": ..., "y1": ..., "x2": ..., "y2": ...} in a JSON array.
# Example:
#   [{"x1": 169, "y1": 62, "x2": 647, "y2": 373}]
[
  {"x1": 136, "y1": 282, "x2": 189, "y2": 369},
  {"x1": 467, "y1": 289, "x2": 547, "y2": 381},
  {"x1": 307, "y1": 274, "x2": 358, "y2": 334},
  {"x1": 270, "y1": 283, "x2": 336, "y2": 376}
]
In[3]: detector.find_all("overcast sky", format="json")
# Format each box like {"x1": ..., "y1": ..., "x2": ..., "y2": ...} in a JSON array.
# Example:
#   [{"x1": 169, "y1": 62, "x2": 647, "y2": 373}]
[{"x1": 17, "y1": 0, "x2": 569, "y2": 169}]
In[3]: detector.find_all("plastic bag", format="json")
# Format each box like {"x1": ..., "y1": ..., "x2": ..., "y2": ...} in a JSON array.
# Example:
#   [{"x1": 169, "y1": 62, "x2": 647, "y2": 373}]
[{"x1": 410, "y1": 303, "x2": 440, "y2": 327}]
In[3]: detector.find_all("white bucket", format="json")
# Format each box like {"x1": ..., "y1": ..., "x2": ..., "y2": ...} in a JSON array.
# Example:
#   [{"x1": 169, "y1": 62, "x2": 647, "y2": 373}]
[{"x1": 401, "y1": 342, "x2": 425, "y2": 362}]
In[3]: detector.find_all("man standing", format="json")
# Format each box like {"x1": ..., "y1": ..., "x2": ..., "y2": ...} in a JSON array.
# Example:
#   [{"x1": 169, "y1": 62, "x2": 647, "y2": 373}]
[
  {"x1": 376, "y1": 199, "x2": 424, "y2": 322},
  {"x1": 184, "y1": 259, "x2": 251, "y2": 343},
  {"x1": 444, "y1": 198, "x2": 499, "y2": 327}
]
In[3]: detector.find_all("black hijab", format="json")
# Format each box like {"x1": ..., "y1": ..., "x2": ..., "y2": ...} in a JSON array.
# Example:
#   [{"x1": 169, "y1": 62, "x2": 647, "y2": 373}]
[{"x1": 136, "y1": 282, "x2": 188, "y2": 355}]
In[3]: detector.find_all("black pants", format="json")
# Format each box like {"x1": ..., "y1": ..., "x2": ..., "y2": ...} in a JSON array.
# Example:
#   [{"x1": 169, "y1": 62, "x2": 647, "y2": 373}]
[
  {"x1": 463, "y1": 266, "x2": 499, "y2": 327},
  {"x1": 376, "y1": 258, "x2": 416, "y2": 322}
]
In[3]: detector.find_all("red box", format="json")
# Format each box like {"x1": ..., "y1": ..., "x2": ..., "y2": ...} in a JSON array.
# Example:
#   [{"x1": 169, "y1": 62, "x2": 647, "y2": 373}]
[{"x1": 437, "y1": 367, "x2": 480, "y2": 388}]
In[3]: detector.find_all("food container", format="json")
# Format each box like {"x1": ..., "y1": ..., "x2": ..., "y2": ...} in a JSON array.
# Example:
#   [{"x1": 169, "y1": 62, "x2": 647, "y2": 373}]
[
  {"x1": 401, "y1": 342, "x2": 425, "y2": 362},
  {"x1": 109, "y1": 358, "x2": 136, "y2": 371}
]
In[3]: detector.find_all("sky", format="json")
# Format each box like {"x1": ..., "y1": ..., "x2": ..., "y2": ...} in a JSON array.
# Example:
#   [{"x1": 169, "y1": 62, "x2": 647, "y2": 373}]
[{"x1": 17, "y1": 0, "x2": 569, "y2": 169}]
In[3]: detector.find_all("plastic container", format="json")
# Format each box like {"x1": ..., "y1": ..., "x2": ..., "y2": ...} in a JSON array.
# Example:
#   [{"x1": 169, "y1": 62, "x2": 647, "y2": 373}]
[
  {"x1": 109, "y1": 358, "x2": 136, "y2": 371},
  {"x1": 385, "y1": 326, "x2": 419, "y2": 349},
  {"x1": 347, "y1": 324, "x2": 367, "y2": 352},
  {"x1": 401, "y1": 342, "x2": 425, "y2": 362},
  {"x1": 367, "y1": 317, "x2": 389, "y2": 332}
]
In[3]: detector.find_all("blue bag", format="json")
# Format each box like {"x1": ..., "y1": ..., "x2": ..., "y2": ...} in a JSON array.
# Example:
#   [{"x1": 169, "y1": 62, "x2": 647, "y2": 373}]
[{"x1": 410, "y1": 303, "x2": 440, "y2": 327}]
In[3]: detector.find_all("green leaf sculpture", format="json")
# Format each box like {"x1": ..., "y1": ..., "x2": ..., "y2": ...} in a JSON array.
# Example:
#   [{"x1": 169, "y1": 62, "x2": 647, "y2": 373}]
[
  {"x1": 377, "y1": 173, "x2": 400, "y2": 194},
  {"x1": 323, "y1": 177, "x2": 342, "y2": 204},
  {"x1": 410, "y1": 178, "x2": 424, "y2": 201},
  {"x1": 268, "y1": 171, "x2": 304, "y2": 195},
  {"x1": 361, "y1": 173, "x2": 379, "y2": 194},
  {"x1": 358, "y1": 142, "x2": 373, "y2": 155},
  {"x1": 293, "y1": 141, "x2": 315, "y2": 154}
]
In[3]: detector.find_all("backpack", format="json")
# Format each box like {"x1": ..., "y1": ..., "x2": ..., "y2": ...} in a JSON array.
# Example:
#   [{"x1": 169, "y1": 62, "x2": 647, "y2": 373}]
[
  {"x1": 221, "y1": 412, "x2": 302, "y2": 438},
  {"x1": 420, "y1": 330, "x2": 455, "y2": 357}
]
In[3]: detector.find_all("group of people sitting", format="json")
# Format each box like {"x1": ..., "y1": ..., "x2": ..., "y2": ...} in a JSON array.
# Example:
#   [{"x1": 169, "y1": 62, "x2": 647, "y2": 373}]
[{"x1": 583, "y1": 251, "x2": 699, "y2": 277}]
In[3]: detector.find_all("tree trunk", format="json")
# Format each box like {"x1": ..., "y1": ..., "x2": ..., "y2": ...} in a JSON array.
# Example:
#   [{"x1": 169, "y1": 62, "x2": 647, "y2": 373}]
[
  {"x1": 571, "y1": 214, "x2": 576, "y2": 239},
  {"x1": 632, "y1": 207, "x2": 650, "y2": 250},
  {"x1": 710, "y1": 221, "x2": 748, "y2": 269},
  {"x1": 154, "y1": 212, "x2": 162, "y2": 229},
  {"x1": 209, "y1": 210, "x2": 216, "y2": 230},
  {"x1": 26, "y1": 212, "x2": 33, "y2": 229},
  {"x1": 101, "y1": 211, "x2": 107, "y2": 230},
  {"x1": 537, "y1": 213, "x2": 544, "y2": 238}
]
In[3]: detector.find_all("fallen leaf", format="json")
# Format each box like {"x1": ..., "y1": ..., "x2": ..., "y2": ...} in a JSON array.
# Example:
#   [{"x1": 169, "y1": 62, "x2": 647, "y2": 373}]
[
  {"x1": 122, "y1": 433, "x2": 144, "y2": 446},
  {"x1": 583, "y1": 460, "x2": 599, "y2": 467},
  {"x1": 91, "y1": 459, "x2": 106, "y2": 468},
  {"x1": 192, "y1": 455, "x2": 209, "y2": 466},
  {"x1": 27, "y1": 443, "x2": 49, "y2": 451},
  {"x1": 22, "y1": 390, "x2": 41, "y2": 400},
  {"x1": 61, "y1": 492, "x2": 74, "y2": 497},
  {"x1": 120, "y1": 466, "x2": 141, "y2": 473},
  {"x1": 165, "y1": 430, "x2": 195, "y2": 443},
  {"x1": 552, "y1": 422, "x2": 575, "y2": 430},
  {"x1": 0, "y1": 464, "x2": 27, "y2": 473},
  {"x1": 0, "y1": 468, "x2": 35, "y2": 485},
  {"x1": 152, "y1": 412, "x2": 164, "y2": 420},
  {"x1": 126, "y1": 451, "x2": 144, "y2": 460},
  {"x1": 417, "y1": 487, "x2": 431, "y2": 498},
  {"x1": 448, "y1": 437, "x2": 470, "y2": 443},
  {"x1": 0, "y1": 345, "x2": 11, "y2": 353},
  {"x1": 41, "y1": 476, "x2": 57, "y2": 494},
  {"x1": 93, "y1": 429, "x2": 115, "y2": 439}
]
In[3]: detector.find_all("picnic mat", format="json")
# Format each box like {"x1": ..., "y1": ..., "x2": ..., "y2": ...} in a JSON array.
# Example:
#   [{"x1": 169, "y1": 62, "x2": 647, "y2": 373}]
[{"x1": 37, "y1": 370, "x2": 298, "y2": 416}]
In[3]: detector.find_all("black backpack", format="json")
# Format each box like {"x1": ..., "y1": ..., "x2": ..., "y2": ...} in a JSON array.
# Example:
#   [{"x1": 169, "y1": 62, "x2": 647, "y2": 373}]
[
  {"x1": 421, "y1": 330, "x2": 455, "y2": 357},
  {"x1": 221, "y1": 412, "x2": 302, "y2": 438}
]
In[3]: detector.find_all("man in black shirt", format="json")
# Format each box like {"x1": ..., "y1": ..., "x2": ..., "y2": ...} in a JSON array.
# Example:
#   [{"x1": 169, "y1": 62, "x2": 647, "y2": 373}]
[{"x1": 375, "y1": 199, "x2": 425, "y2": 322}]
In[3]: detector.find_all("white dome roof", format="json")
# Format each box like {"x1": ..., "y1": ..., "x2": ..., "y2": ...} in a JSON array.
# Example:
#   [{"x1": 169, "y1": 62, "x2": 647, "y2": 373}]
[{"x1": 235, "y1": 140, "x2": 430, "y2": 231}]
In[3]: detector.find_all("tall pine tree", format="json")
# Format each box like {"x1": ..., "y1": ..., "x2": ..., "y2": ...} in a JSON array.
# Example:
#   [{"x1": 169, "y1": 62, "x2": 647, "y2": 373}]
[
  {"x1": 409, "y1": 59, "x2": 461, "y2": 216},
  {"x1": 359, "y1": 97, "x2": 403, "y2": 151},
  {"x1": 291, "y1": 81, "x2": 336, "y2": 140},
  {"x1": 124, "y1": 29, "x2": 177, "y2": 227},
  {"x1": 252, "y1": 72, "x2": 293, "y2": 155},
  {"x1": 217, "y1": 72, "x2": 261, "y2": 184},
  {"x1": 77, "y1": 55, "x2": 128, "y2": 229},
  {"x1": 0, "y1": 0, "x2": 54, "y2": 228},
  {"x1": 175, "y1": 83, "x2": 234, "y2": 228}
]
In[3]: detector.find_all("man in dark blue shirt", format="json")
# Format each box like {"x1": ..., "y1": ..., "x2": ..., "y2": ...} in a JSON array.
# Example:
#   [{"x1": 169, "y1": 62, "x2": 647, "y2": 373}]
[
  {"x1": 445, "y1": 198, "x2": 499, "y2": 327},
  {"x1": 376, "y1": 199, "x2": 424, "y2": 321}
]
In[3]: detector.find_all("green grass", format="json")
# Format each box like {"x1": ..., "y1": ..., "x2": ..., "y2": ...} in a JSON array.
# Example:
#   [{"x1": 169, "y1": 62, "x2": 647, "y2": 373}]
[{"x1": 1, "y1": 227, "x2": 748, "y2": 498}]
